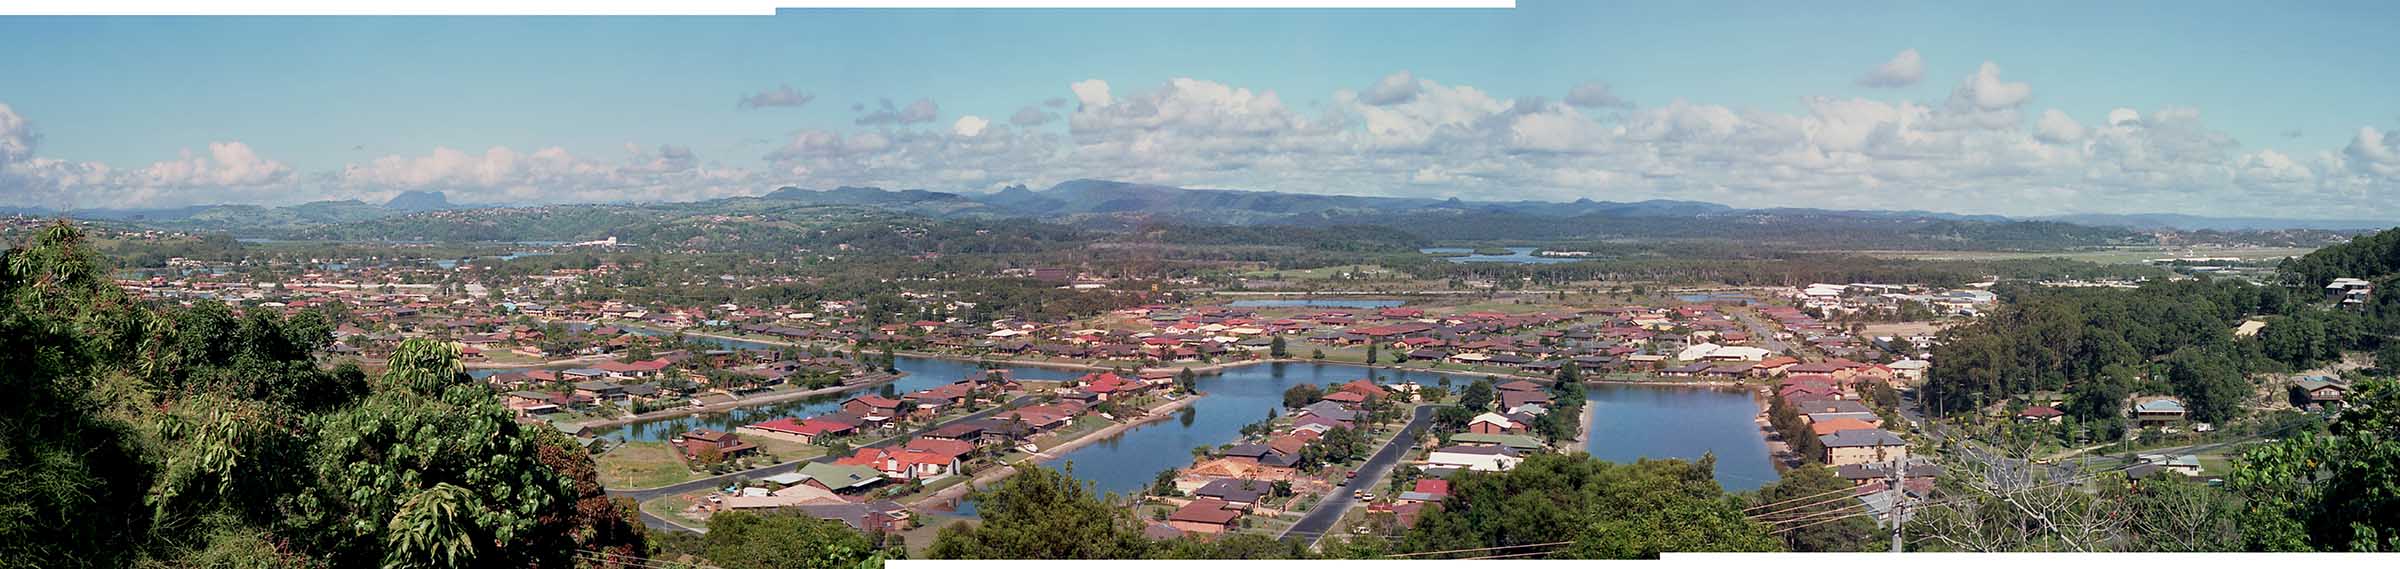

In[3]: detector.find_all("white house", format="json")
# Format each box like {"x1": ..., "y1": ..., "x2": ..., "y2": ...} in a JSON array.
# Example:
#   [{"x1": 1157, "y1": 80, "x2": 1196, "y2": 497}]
[{"x1": 1425, "y1": 445, "x2": 1523, "y2": 472}]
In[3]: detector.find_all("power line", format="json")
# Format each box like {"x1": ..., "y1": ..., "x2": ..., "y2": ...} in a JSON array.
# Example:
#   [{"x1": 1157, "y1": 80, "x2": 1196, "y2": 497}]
[
  {"x1": 1772, "y1": 510, "x2": 1879, "y2": 535},
  {"x1": 1746, "y1": 490, "x2": 1870, "y2": 521},
  {"x1": 1741, "y1": 483, "x2": 1865, "y2": 514},
  {"x1": 1383, "y1": 540, "x2": 1576, "y2": 558},
  {"x1": 1457, "y1": 549, "x2": 1568, "y2": 560}
]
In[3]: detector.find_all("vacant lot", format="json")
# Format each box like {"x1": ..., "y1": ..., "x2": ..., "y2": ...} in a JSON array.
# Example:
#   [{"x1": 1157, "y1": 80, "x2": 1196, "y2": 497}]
[{"x1": 598, "y1": 441, "x2": 696, "y2": 489}]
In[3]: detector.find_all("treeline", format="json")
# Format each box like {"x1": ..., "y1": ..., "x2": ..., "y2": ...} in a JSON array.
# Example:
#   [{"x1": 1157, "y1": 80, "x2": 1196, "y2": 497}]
[
  {"x1": 2280, "y1": 226, "x2": 2400, "y2": 287},
  {"x1": 0, "y1": 222, "x2": 645, "y2": 568},
  {"x1": 1311, "y1": 210, "x2": 2145, "y2": 251},
  {"x1": 1924, "y1": 279, "x2": 2289, "y2": 425},
  {"x1": 1138, "y1": 222, "x2": 1427, "y2": 253},
  {"x1": 1387, "y1": 251, "x2": 2166, "y2": 289}
]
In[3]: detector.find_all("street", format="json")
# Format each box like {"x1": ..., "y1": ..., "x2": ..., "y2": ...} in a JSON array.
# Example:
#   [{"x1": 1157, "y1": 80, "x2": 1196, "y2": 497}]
[{"x1": 1278, "y1": 404, "x2": 1438, "y2": 544}]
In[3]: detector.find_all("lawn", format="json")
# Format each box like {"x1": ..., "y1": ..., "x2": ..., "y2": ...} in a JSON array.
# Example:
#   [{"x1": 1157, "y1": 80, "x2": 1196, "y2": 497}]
[
  {"x1": 1234, "y1": 265, "x2": 1390, "y2": 281},
  {"x1": 748, "y1": 436, "x2": 827, "y2": 463},
  {"x1": 597, "y1": 441, "x2": 697, "y2": 489}
]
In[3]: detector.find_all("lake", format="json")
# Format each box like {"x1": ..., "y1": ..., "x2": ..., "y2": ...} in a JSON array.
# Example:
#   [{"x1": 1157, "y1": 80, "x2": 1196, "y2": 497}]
[
  {"x1": 1225, "y1": 299, "x2": 1405, "y2": 309},
  {"x1": 1040, "y1": 363, "x2": 1775, "y2": 499},
  {"x1": 1581, "y1": 384, "x2": 1775, "y2": 491},
  {"x1": 1675, "y1": 292, "x2": 1758, "y2": 304},
  {"x1": 1421, "y1": 247, "x2": 1584, "y2": 265}
]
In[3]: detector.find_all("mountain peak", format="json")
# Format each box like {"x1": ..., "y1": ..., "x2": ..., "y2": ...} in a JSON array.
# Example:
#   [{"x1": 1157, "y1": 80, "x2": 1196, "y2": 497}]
[{"x1": 382, "y1": 190, "x2": 451, "y2": 211}]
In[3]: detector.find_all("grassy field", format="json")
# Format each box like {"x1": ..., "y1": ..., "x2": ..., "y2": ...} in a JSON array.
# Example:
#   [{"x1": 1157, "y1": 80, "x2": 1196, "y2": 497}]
[
  {"x1": 597, "y1": 441, "x2": 697, "y2": 489},
  {"x1": 1234, "y1": 265, "x2": 1391, "y2": 280},
  {"x1": 1842, "y1": 246, "x2": 2317, "y2": 265}
]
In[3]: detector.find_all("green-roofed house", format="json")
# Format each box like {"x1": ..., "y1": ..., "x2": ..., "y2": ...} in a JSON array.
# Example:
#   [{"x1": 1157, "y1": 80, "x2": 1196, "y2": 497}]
[
  {"x1": 1449, "y1": 432, "x2": 1547, "y2": 451},
  {"x1": 794, "y1": 462, "x2": 885, "y2": 494}
]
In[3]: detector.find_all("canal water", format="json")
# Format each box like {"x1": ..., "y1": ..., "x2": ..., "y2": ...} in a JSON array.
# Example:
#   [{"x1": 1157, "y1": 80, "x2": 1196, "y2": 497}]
[
  {"x1": 1420, "y1": 246, "x2": 1584, "y2": 265},
  {"x1": 1580, "y1": 384, "x2": 1775, "y2": 491},
  {"x1": 1037, "y1": 364, "x2": 1776, "y2": 498}
]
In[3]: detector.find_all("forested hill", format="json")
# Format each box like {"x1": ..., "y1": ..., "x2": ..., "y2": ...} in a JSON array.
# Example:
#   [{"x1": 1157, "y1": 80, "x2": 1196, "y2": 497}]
[
  {"x1": 1926, "y1": 225, "x2": 2400, "y2": 427},
  {"x1": 2280, "y1": 227, "x2": 2400, "y2": 287}
]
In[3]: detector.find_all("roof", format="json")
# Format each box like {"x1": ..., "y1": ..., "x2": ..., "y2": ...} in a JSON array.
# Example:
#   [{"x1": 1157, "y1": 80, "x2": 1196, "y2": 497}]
[
  {"x1": 1819, "y1": 429, "x2": 1906, "y2": 448},
  {"x1": 1432, "y1": 445, "x2": 1520, "y2": 457},
  {"x1": 2134, "y1": 398, "x2": 2187, "y2": 413},
  {"x1": 794, "y1": 462, "x2": 884, "y2": 490},
  {"x1": 1168, "y1": 499, "x2": 1242, "y2": 525},
  {"x1": 1809, "y1": 417, "x2": 1881, "y2": 436},
  {"x1": 1448, "y1": 432, "x2": 1545, "y2": 450},
  {"x1": 1193, "y1": 478, "x2": 1272, "y2": 503}
]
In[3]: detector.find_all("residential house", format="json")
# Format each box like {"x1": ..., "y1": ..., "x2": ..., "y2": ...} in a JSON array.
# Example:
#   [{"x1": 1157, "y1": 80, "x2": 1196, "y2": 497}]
[
  {"x1": 1818, "y1": 429, "x2": 1907, "y2": 467},
  {"x1": 1192, "y1": 479, "x2": 1274, "y2": 511},
  {"x1": 1167, "y1": 498, "x2": 1243, "y2": 534},
  {"x1": 674, "y1": 429, "x2": 758, "y2": 461},
  {"x1": 2133, "y1": 397, "x2": 2188, "y2": 428},
  {"x1": 1425, "y1": 445, "x2": 1523, "y2": 472}
]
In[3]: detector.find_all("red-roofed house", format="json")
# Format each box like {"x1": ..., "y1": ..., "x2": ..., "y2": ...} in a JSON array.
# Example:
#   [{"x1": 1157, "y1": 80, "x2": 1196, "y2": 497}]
[{"x1": 1167, "y1": 498, "x2": 1243, "y2": 534}]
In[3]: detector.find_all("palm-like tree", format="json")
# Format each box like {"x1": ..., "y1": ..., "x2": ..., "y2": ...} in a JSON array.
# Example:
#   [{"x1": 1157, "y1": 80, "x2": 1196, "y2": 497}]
[
  {"x1": 382, "y1": 483, "x2": 481, "y2": 569},
  {"x1": 382, "y1": 338, "x2": 464, "y2": 394}
]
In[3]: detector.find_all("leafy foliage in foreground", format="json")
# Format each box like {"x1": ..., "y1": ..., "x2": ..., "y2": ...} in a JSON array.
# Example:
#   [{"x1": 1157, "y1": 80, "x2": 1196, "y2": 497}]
[{"x1": 0, "y1": 221, "x2": 644, "y2": 568}]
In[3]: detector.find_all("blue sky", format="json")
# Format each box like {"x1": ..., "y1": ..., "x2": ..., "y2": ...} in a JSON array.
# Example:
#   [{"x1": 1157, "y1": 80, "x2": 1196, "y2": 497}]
[{"x1": 3, "y1": 1, "x2": 2399, "y2": 217}]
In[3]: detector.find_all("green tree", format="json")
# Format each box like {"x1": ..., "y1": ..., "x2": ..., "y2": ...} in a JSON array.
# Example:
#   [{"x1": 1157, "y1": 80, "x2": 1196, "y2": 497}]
[
  {"x1": 1459, "y1": 378, "x2": 1495, "y2": 412},
  {"x1": 1282, "y1": 384, "x2": 1324, "y2": 409},
  {"x1": 2228, "y1": 377, "x2": 2400, "y2": 551},
  {"x1": 925, "y1": 465, "x2": 1152, "y2": 559},
  {"x1": 1269, "y1": 335, "x2": 1289, "y2": 358},
  {"x1": 1394, "y1": 453, "x2": 1780, "y2": 558},
  {"x1": 1751, "y1": 467, "x2": 1875, "y2": 551},
  {"x1": 701, "y1": 510, "x2": 882, "y2": 569}
]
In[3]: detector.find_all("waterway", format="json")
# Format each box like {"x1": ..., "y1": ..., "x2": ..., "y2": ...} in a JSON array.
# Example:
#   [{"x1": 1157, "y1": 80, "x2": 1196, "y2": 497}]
[
  {"x1": 1421, "y1": 246, "x2": 1584, "y2": 265},
  {"x1": 1580, "y1": 384, "x2": 1775, "y2": 491}
]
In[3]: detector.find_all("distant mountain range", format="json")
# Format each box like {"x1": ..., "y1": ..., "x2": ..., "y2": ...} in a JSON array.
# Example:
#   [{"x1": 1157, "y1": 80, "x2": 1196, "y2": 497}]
[
  {"x1": 2034, "y1": 213, "x2": 2397, "y2": 232},
  {"x1": 7, "y1": 178, "x2": 2390, "y2": 235}
]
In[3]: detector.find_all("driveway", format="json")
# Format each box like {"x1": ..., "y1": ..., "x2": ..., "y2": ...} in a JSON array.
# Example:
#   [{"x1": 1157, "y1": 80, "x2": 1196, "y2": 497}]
[{"x1": 1278, "y1": 404, "x2": 1438, "y2": 544}]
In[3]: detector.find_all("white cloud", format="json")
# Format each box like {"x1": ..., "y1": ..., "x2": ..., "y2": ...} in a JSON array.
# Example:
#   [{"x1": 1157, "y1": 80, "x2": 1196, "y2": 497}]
[
  {"x1": 1009, "y1": 105, "x2": 1059, "y2": 126},
  {"x1": 1564, "y1": 81, "x2": 1632, "y2": 109},
  {"x1": 856, "y1": 98, "x2": 939, "y2": 126},
  {"x1": 0, "y1": 102, "x2": 33, "y2": 166},
  {"x1": 2035, "y1": 109, "x2": 2086, "y2": 143},
  {"x1": 1951, "y1": 62, "x2": 2032, "y2": 110},
  {"x1": 1856, "y1": 49, "x2": 1926, "y2": 88},
  {"x1": 1070, "y1": 79, "x2": 1112, "y2": 108},
  {"x1": 128, "y1": 141, "x2": 292, "y2": 188},
  {"x1": 337, "y1": 144, "x2": 754, "y2": 205},
  {"x1": 736, "y1": 84, "x2": 816, "y2": 109},
  {"x1": 1359, "y1": 71, "x2": 1422, "y2": 106},
  {"x1": 2342, "y1": 126, "x2": 2400, "y2": 177},
  {"x1": 953, "y1": 115, "x2": 990, "y2": 137},
  {"x1": 2108, "y1": 108, "x2": 2142, "y2": 126}
]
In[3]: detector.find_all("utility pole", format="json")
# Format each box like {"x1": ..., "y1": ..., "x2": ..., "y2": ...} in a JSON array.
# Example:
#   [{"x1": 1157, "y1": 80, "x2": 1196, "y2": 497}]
[{"x1": 1887, "y1": 453, "x2": 1906, "y2": 553}]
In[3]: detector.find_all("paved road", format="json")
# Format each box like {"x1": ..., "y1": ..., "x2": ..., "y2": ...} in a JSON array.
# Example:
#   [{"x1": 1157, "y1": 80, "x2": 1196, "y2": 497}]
[
  {"x1": 613, "y1": 395, "x2": 1036, "y2": 532},
  {"x1": 1279, "y1": 405, "x2": 1438, "y2": 544},
  {"x1": 1727, "y1": 308, "x2": 1800, "y2": 357}
]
